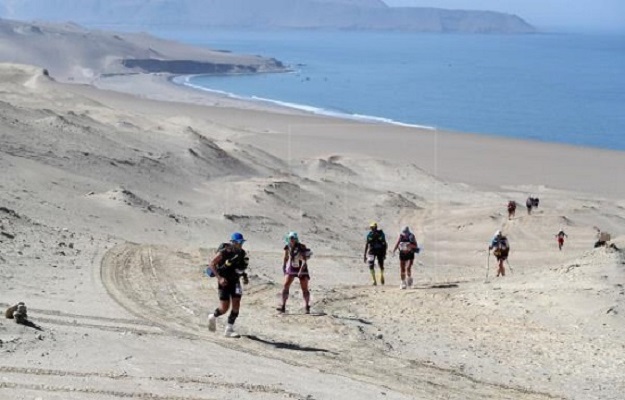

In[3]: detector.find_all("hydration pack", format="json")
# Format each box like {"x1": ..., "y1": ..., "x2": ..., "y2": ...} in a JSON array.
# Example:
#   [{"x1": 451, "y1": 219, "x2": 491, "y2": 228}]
[
  {"x1": 368, "y1": 230, "x2": 387, "y2": 251},
  {"x1": 493, "y1": 237, "x2": 510, "y2": 258}
]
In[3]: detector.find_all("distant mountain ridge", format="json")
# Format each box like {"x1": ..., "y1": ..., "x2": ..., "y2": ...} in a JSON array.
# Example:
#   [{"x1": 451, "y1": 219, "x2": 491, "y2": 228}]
[{"x1": 0, "y1": 0, "x2": 536, "y2": 34}]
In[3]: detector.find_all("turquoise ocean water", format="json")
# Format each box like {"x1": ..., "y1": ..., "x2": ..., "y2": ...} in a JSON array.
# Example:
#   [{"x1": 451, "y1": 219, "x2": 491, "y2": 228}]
[{"x1": 153, "y1": 29, "x2": 624, "y2": 151}]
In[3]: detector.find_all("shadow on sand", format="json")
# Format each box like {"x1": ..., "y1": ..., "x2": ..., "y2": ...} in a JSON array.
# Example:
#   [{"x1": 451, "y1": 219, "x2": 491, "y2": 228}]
[{"x1": 244, "y1": 334, "x2": 336, "y2": 354}]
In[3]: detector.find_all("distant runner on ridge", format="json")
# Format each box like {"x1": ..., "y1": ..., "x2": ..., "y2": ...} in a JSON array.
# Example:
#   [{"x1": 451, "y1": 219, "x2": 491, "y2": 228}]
[
  {"x1": 555, "y1": 228, "x2": 568, "y2": 250},
  {"x1": 507, "y1": 200, "x2": 517, "y2": 219}
]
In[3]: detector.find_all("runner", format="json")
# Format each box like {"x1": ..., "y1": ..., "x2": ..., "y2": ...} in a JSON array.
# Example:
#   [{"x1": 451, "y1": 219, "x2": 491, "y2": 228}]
[
  {"x1": 526, "y1": 196, "x2": 534, "y2": 215},
  {"x1": 278, "y1": 231, "x2": 313, "y2": 314},
  {"x1": 206, "y1": 232, "x2": 249, "y2": 338},
  {"x1": 555, "y1": 228, "x2": 568, "y2": 250},
  {"x1": 489, "y1": 230, "x2": 510, "y2": 277},
  {"x1": 364, "y1": 222, "x2": 387, "y2": 285},
  {"x1": 392, "y1": 227, "x2": 419, "y2": 289},
  {"x1": 507, "y1": 200, "x2": 517, "y2": 219}
]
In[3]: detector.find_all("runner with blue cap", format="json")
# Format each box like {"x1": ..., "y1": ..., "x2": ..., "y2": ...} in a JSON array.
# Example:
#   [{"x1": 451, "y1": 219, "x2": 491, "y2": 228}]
[{"x1": 207, "y1": 232, "x2": 249, "y2": 337}]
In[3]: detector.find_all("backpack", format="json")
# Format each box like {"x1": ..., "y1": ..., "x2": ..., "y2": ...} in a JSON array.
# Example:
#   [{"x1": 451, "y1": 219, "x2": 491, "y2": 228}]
[
  {"x1": 508, "y1": 201, "x2": 516, "y2": 211},
  {"x1": 493, "y1": 237, "x2": 509, "y2": 258},
  {"x1": 368, "y1": 230, "x2": 387, "y2": 251},
  {"x1": 217, "y1": 242, "x2": 230, "y2": 253},
  {"x1": 216, "y1": 243, "x2": 248, "y2": 275},
  {"x1": 286, "y1": 242, "x2": 313, "y2": 263},
  {"x1": 398, "y1": 232, "x2": 418, "y2": 253}
]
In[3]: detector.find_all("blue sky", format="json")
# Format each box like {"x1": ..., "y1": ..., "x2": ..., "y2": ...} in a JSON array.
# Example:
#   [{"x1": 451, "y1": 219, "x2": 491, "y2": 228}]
[{"x1": 384, "y1": 0, "x2": 625, "y2": 32}]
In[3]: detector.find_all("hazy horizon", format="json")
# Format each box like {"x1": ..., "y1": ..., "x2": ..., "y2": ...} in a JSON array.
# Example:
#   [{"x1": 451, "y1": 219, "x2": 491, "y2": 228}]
[
  {"x1": 1, "y1": 0, "x2": 622, "y2": 33},
  {"x1": 385, "y1": 0, "x2": 625, "y2": 32}
]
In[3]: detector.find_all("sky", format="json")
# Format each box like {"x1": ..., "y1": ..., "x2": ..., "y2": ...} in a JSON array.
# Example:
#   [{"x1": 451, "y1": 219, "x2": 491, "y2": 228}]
[{"x1": 384, "y1": 0, "x2": 625, "y2": 32}]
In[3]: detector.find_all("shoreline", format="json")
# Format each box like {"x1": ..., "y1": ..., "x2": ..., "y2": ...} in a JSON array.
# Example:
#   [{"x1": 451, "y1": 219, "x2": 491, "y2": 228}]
[
  {"x1": 109, "y1": 70, "x2": 624, "y2": 154},
  {"x1": 170, "y1": 73, "x2": 438, "y2": 131},
  {"x1": 90, "y1": 72, "x2": 625, "y2": 199}
]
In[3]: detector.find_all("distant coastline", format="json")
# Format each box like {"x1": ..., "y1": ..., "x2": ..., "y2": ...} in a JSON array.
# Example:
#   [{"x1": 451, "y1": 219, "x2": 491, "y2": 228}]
[
  {"x1": 0, "y1": 0, "x2": 537, "y2": 34},
  {"x1": 3, "y1": 17, "x2": 620, "y2": 152}
]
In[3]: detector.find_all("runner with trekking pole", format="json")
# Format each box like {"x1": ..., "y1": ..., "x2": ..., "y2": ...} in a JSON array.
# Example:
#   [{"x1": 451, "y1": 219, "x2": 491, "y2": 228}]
[{"x1": 488, "y1": 230, "x2": 510, "y2": 277}]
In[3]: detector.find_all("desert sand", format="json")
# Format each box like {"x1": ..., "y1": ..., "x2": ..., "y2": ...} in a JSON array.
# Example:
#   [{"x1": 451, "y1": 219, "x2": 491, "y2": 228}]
[{"x1": 1, "y1": 59, "x2": 624, "y2": 400}]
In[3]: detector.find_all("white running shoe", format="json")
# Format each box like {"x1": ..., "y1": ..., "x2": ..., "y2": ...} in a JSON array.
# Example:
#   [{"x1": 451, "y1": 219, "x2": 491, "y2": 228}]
[
  {"x1": 400, "y1": 280, "x2": 407, "y2": 290},
  {"x1": 208, "y1": 314, "x2": 216, "y2": 332},
  {"x1": 224, "y1": 324, "x2": 240, "y2": 338},
  {"x1": 407, "y1": 277, "x2": 413, "y2": 287}
]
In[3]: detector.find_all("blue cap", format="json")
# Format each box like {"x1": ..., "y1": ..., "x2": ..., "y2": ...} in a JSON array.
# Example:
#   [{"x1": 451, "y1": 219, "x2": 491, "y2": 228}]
[{"x1": 230, "y1": 232, "x2": 246, "y2": 243}]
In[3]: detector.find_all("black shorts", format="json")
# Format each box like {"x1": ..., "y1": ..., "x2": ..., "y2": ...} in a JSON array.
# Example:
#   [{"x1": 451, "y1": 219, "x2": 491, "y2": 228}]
[
  {"x1": 367, "y1": 251, "x2": 386, "y2": 263},
  {"x1": 218, "y1": 279, "x2": 242, "y2": 301},
  {"x1": 399, "y1": 251, "x2": 415, "y2": 261}
]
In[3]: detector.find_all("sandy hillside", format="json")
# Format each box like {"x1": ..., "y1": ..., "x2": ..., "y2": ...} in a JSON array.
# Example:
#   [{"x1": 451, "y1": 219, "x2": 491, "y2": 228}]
[{"x1": 1, "y1": 63, "x2": 625, "y2": 400}]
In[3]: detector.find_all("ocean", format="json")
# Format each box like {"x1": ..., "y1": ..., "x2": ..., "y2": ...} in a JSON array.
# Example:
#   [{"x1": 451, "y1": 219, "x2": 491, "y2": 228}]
[{"x1": 153, "y1": 29, "x2": 625, "y2": 151}]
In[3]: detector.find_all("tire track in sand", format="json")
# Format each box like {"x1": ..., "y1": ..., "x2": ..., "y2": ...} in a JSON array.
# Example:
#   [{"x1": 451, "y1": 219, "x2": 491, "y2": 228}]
[{"x1": 0, "y1": 365, "x2": 308, "y2": 399}]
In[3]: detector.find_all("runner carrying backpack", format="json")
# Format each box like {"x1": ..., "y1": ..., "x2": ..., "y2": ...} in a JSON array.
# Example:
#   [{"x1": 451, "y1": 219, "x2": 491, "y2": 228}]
[{"x1": 489, "y1": 230, "x2": 510, "y2": 277}]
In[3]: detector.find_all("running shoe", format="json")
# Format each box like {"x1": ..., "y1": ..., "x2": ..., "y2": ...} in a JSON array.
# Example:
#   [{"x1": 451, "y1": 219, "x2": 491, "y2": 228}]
[{"x1": 224, "y1": 324, "x2": 240, "y2": 338}]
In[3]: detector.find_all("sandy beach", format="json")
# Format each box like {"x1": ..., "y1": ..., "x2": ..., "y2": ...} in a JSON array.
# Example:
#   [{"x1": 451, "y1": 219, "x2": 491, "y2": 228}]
[{"x1": 1, "y1": 42, "x2": 625, "y2": 400}]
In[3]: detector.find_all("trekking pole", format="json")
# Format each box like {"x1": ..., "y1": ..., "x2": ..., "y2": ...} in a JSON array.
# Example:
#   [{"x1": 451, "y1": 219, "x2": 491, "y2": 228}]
[
  {"x1": 506, "y1": 259, "x2": 514, "y2": 274},
  {"x1": 485, "y1": 252, "x2": 490, "y2": 282}
]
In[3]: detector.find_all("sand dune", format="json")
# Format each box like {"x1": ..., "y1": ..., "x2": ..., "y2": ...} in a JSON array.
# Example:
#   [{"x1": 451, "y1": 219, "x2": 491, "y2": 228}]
[{"x1": 1, "y1": 61, "x2": 624, "y2": 400}]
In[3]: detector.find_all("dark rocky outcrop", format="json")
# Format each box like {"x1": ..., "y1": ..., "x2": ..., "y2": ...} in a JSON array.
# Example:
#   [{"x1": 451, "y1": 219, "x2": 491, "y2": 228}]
[{"x1": 121, "y1": 58, "x2": 285, "y2": 75}]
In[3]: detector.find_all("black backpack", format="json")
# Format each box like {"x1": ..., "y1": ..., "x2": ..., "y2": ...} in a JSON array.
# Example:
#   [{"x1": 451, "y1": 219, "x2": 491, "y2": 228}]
[
  {"x1": 369, "y1": 230, "x2": 387, "y2": 251},
  {"x1": 216, "y1": 243, "x2": 248, "y2": 274},
  {"x1": 493, "y1": 237, "x2": 510, "y2": 258}
]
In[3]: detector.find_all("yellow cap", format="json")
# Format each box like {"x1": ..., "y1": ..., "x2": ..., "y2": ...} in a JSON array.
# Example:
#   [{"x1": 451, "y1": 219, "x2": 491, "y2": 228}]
[{"x1": 370, "y1": 222, "x2": 378, "y2": 228}]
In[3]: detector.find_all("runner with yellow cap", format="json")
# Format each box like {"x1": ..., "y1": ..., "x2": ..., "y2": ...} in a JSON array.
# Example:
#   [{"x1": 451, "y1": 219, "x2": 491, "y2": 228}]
[{"x1": 364, "y1": 222, "x2": 387, "y2": 285}]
